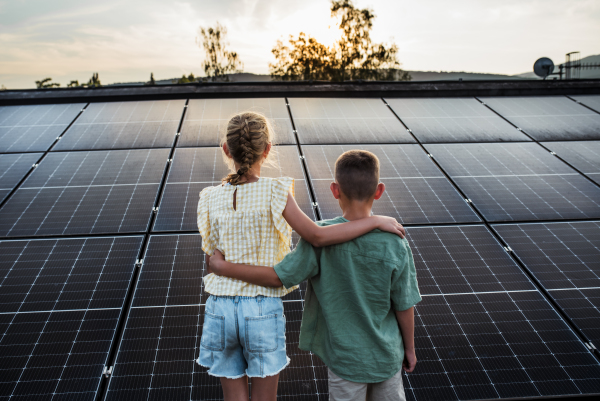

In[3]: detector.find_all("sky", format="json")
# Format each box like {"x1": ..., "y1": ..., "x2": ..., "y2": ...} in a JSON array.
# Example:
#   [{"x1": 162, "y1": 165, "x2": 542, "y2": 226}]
[{"x1": 1, "y1": 0, "x2": 599, "y2": 89}]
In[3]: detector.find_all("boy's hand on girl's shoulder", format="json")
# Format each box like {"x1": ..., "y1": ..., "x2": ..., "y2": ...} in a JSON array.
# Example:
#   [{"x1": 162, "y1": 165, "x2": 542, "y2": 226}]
[
  {"x1": 402, "y1": 348, "x2": 416, "y2": 373},
  {"x1": 376, "y1": 216, "x2": 406, "y2": 239},
  {"x1": 209, "y1": 250, "x2": 226, "y2": 275}
]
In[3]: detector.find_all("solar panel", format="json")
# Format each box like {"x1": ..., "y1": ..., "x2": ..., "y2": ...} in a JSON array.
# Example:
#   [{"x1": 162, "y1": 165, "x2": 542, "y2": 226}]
[
  {"x1": 153, "y1": 146, "x2": 314, "y2": 232},
  {"x1": 0, "y1": 103, "x2": 84, "y2": 153},
  {"x1": 427, "y1": 143, "x2": 600, "y2": 222},
  {"x1": 480, "y1": 96, "x2": 600, "y2": 141},
  {"x1": 493, "y1": 221, "x2": 600, "y2": 345},
  {"x1": 106, "y1": 234, "x2": 325, "y2": 400},
  {"x1": 131, "y1": 234, "x2": 205, "y2": 308},
  {"x1": 0, "y1": 149, "x2": 169, "y2": 237},
  {"x1": 302, "y1": 144, "x2": 480, "y2": 224},
  {"x1": 542, "y1": 141, "x2": 600, "y2": 185},
  {"x1": 0, "y1": 235, "x2": 142, "y2": 400},
  {"x1": 288, "y1": 98, "x2": 415, "y2": 144},
  {"x1": 54, "y1": 100, "x2": 185, "y2": 151},
  {"x1": 571, "y1": 95, "x2": 600, "y2": 113},
  {"x1": 408, "y1": 225, "x2": 535, "y2": 295},
  {"x1": 1, "y1": 309, "x2": 122, "y2": 400},
  {"x1": 178, "y1": 98, "x2": 295, "y2": 147},
  {"x1": 0, "y1": 153, "x2": 41, "y2": 201},
  {"x1": 385, "y1": 98, "x2": 529, "y2": 143},
  {"x1": 0, "y1": 236, "x2": 143, "y2": 313},
  {"x1": 426, "y1": 142, "x2": 576, "y2": 177},
  {"x1": 407, "y1": 291, "x2": 600, "y2": 401}
]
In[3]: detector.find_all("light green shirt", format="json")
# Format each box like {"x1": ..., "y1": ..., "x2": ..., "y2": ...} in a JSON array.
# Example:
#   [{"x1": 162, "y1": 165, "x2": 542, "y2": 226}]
[{"x1": 274, "y1": 216, "x2": 421, "y2": 383}]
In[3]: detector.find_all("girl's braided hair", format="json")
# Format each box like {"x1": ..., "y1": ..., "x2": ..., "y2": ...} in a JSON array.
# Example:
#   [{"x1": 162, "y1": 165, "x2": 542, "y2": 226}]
[{"x1": 221, "y1": 111, "x2": 277, "y2": 185}]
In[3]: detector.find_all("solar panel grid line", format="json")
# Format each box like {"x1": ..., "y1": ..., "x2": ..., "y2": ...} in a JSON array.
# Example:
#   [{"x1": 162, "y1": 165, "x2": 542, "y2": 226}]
[
  {"x1": 385, "y1": 97, "x2": 532, "y2": 144},
  {"x1": 479, "y1": 96, "x2": 600, "y2": 141},
  {"x1": 491, "y1": 221, "x2": 600, "y2": 347},
  {"x1": 406, "y1": 292, "x2": 600, "y2": 400},
  {"x1": 0, "y1": 104, "x2": 88, "y2": 215},
  {"x1": 425, "y1": 143, "x2": 600, "y2": 222},
  {"x1": 285, "y1": 97, "x2": 323, "y2": 221},
  {"x1": 567, "y1": 95, "x2": 600, "y2": 115},
  {"x1": 288, "y1": 98, "x2": 415, "y2": 145},
  {"x1": 301, "y1": 144, "x2": 481, "y2": 225},
  {"x1": 0, "y1": 235, "x2": 143, "y2": 400},
  {"x1": 0, "y1": 103, "x2": 87, "y2": 154},
  {"x1": 541, "y1": 141, "x2": 600, "y2": 188},
  {"x1": 55, "y1": 100, "x2": 186, "y2": 152}
]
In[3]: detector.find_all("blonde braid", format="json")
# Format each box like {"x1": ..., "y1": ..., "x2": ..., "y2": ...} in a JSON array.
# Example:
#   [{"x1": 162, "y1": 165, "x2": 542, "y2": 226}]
[{"x1": 221, "y1": 112, "x2": 277, "y2": 185}]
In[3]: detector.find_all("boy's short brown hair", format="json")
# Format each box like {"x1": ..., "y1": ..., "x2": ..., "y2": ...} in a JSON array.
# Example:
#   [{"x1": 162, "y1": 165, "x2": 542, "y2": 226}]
[{"x1": 334, "y1": 150, "x2": 380, "y2": 201}]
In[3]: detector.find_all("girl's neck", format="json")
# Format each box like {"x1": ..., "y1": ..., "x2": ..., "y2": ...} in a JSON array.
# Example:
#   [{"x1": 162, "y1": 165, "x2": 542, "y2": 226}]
[{"x1": 234, "y1": 161, "x2": 262, "y2": 184}]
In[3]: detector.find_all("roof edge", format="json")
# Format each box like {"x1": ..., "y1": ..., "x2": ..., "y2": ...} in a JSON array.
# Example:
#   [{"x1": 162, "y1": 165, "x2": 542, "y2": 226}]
[{"x1": 1, "y1": 79, "x2": 600, "y2": 105}]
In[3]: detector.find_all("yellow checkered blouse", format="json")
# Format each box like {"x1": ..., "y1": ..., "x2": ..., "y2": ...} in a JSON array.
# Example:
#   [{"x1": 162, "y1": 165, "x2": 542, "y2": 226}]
[{"x1": 197, "y1": 176, "x2": 299, "y2": 297}]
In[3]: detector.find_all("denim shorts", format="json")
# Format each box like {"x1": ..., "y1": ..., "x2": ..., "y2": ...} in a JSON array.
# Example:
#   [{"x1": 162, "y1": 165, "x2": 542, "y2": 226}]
[{"x1": 197, "y1": 295, "x2": 290, "y2": 379}]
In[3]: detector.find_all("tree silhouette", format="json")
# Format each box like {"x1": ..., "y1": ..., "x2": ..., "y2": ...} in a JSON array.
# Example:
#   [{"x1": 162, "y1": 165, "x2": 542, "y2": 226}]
[
  {"x1": 178, "y1": 73, "x2": 196, "y2": 84},
  {"x1": 83, "y1": 73, "x2": 101, "y2": 87},
  {"x1": 35, "y1": 78, "x2": 60, "y2": 88},
  {"x1": 197, "y1": 23, "x2": 243, "y2": 82},
  {"x1": 67, "y1": 80, "x2": 79, "y2": 88},
  {"x1": 270, "y1": 0, "x2": 410, "y2": 81}
]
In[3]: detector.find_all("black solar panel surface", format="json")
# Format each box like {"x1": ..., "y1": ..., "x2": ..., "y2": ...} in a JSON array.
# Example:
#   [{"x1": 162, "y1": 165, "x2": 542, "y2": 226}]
[
  {"x1": 0, "y1": 149, "x2": 168, "y2": 237},
  {"x1": 302, "y1": 144, "x2": 480, "y2": 224},
  {"x1": 493, "y1": 221, "x2": 600, "y2": 345},
  {"x1": 0, "y1": 153, "x2": 40, "y2": 201},
  {"x1": 427, "y1": 143, "x2": 600, "y2": 222},
  {"x1": 0, "y1": 103, "x2": 84, "y2": 153},
  {"x1": 571, "y1": 95, "x2": 600, "y2": 113},
  {"x1": 289, "y1": 98, "x2": 415, "y2": 144},
  {"x1": 0, "y1": 309, "x2": 121, "y2": 400},
  {"x1": 2, "y1": 95, "x2": 600, "y2": 401},
  {"x1": 407, "y1": 292, "x2": 600, "y2": 401},
  {"x1": 385, "y1": 98, "x2": 529, "y2": 143},
  {"x1": 106, "y1": 234, "x2": 325, "y2": 400},
  {"x1": 481, "y1": 96, "x2": 600, "y2": 141},
  {"x1": 153, "y1": 146, "x2": 314, "y2": 231},
  {"x1": 178, "y1": 98, "x2": 295, "y2": 147},
  {"x1": 0, "y1": 236, "x2": 142, "y2": 313},
  {"x1": 54, "y1": 100, "x2": 185, "y2": 151},
  {"x1": 543, "y1": 141, "x2": 600, "y2": 185},
  {"x1": 408, "y1": 225, "x2": 535, "y2": 295}
]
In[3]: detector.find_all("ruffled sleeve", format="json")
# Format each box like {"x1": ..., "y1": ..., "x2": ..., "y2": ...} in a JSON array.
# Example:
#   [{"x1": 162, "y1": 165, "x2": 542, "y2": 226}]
[
  {"x1": 271, "y1": 177, "x2": 294, "y2": 246},
  {"x1": 197, "y1": 186, "x2": 216, "y2": 255}
]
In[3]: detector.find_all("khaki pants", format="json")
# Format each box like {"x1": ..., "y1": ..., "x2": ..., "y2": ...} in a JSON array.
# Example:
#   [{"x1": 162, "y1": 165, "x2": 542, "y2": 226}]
[{"x1": 328, "y1": 368, "x2": 406, "y2": 401}]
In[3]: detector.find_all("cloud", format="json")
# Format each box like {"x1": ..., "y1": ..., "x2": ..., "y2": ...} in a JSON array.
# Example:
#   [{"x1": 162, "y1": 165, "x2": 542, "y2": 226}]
[{"x1": 1, "y1": 0, "x2": 599, "y2": 88}]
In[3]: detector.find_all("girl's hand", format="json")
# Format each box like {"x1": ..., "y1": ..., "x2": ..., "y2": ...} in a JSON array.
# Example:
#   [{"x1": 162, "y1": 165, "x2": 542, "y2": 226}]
[
  {"x1": 376, "y1": 216, "x2": 406, "y2": 238},
  {"x1": 209, "y1": 250, "x2": 226, "y2": 275}
]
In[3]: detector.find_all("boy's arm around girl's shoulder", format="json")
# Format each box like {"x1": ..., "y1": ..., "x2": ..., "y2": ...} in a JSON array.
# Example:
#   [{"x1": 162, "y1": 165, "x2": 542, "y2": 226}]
[{"x1": 209, "y1": 238, "x2": 320, "y2": 289}]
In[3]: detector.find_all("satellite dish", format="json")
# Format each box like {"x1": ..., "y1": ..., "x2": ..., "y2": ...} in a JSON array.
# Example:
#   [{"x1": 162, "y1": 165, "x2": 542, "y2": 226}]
[{"x1": 533, "y1": 57, "x2": 555, "y2": 79}]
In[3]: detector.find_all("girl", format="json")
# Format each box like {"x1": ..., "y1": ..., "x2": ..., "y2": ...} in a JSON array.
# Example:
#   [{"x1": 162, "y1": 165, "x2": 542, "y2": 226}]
[{"x1": 196, "y1": 111, "x2": 405, "y2": 401}]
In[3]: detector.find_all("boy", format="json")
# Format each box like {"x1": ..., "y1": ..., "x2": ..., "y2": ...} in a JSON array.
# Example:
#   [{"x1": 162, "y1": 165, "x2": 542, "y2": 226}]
[{"x1": 210, "y1": 150, "x2": 421, "y2": 401}]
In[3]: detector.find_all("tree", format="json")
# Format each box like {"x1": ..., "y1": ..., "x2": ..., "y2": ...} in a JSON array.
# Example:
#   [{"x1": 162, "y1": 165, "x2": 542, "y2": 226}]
[
  {"x1": 67, "y1": 80, "x2": 79, "y2": 87},
  {"x1": 270, "y1": 33, "x2": 334, "y2": 81},
  {"x1": 197, "y1": 23, "x2": 243, "y2": 82},
  {"x1": 35, "y1": 78, "x2": 60, "y2": 88},
  {"x1": 145, "y1": 72, "x2": 156, "y2": 86},
  {"x1": 178, "y1": 73, "x2": 196, "y2": 84},
  {"x1": 83, "y1": 73, "x2": 101, "y2": 88},
  {"x1": 270, "y1": 0, "x2": 410, "y2": 81}
]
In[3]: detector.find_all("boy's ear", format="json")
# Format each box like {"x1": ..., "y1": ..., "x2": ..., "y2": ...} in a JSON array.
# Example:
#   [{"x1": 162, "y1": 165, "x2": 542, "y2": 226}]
[
  {"x1": 330, "y1": 182, "x2": 341, "y2": 199},
  {"x1": 373, "y1": 183, "x2": 385, "y2": 200},
  {"x1": 223, "y1": 143, "x2": 232, "y2": 159}
]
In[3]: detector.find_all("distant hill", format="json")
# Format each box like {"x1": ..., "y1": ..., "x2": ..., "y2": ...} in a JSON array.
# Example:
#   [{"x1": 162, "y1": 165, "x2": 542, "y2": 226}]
[
  {"x1": 105, "y1": 57, "x2": 600, "y2": 87},
  {"x1": 513, "y1": 54, "x2": 600, "y2": 79}
]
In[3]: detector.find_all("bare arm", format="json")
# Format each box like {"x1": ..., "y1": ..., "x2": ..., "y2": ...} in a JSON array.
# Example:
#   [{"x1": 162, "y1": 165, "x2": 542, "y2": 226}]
[
  {"x1": 395, "y1": 307, "x2": 416, "y2": 373},
  {"x1": 204, "y1": 254, "x2": 212, "y2": 274},
  {"x1": 282, "y1": 191, "x2": 405, "y2": 247},
  {"x1": 209, "y1": 250, "x2": 282, "y2": 287}
]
